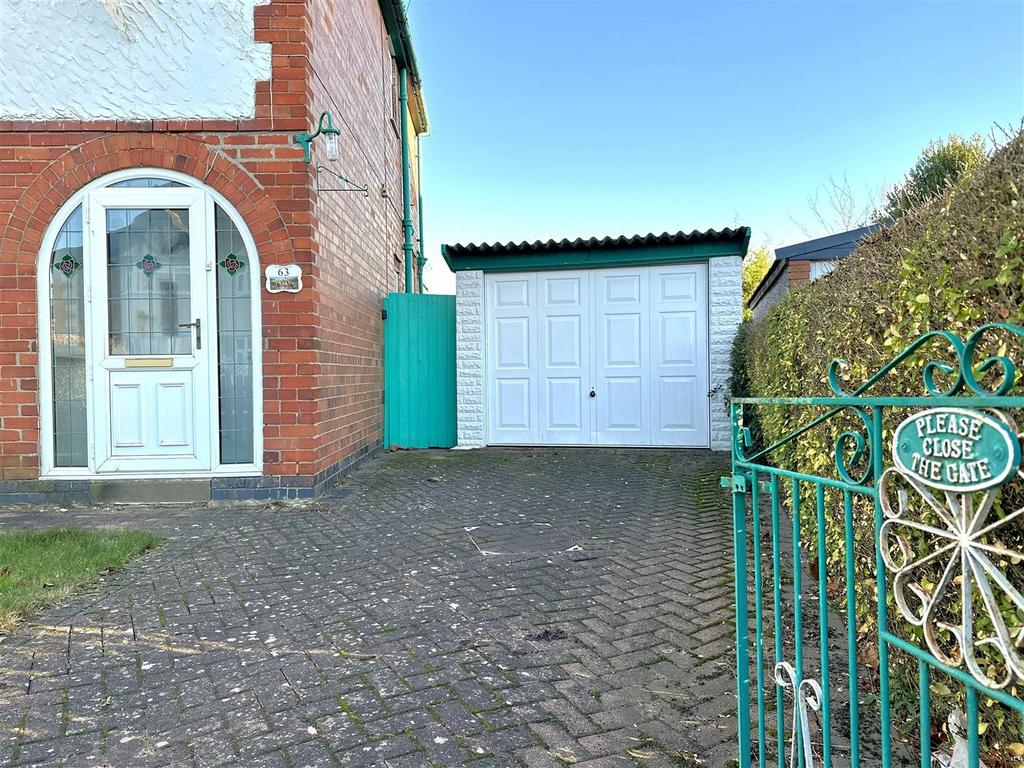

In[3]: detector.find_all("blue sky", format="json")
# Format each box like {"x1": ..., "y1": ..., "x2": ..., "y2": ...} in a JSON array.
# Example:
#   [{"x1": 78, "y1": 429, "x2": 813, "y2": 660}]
[{"x1": 408, "y1": 1, "x2": 1024, "y2": 293}]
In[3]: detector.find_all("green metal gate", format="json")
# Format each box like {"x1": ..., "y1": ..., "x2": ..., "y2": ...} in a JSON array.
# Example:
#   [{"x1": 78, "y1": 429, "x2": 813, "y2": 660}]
[
  {"x1": 383, "y1": 292, "x2": 456, "y2": 449},
  {"x1": 728, "y1": 323, "x2": 1024, "y2": 767}
]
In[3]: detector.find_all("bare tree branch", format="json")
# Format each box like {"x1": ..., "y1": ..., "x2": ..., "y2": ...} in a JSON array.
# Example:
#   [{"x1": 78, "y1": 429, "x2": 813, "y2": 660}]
[{"x1": 791, "y1": 173, "x2": 881, "y2": 238}]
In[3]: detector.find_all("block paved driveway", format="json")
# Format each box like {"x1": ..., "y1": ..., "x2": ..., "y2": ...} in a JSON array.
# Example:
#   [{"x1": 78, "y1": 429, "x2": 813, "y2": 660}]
[{"x1": 0, "y1": 449, "x2": 739, "y2": 768}]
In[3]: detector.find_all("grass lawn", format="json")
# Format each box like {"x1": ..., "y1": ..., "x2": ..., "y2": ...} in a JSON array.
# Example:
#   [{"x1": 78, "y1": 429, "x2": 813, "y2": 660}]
[{"x1": 0, "y1": 528, "x2": 159, "y2": 634}]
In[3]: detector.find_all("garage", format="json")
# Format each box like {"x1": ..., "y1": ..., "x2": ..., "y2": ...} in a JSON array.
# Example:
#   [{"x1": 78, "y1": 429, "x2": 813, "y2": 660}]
[{"x1": 442, "y1": 229, "x2": 749, "y2": 451}]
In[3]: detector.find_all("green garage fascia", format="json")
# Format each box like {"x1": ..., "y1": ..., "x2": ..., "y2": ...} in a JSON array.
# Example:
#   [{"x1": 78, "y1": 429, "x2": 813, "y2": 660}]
[{"x1": 441, "y1": 227, "x2": 751, "y2": 272}]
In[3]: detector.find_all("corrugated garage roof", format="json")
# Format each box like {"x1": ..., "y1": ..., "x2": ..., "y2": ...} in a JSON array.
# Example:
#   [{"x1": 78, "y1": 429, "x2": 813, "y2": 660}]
[{"x1": 443, "y1": 227, "x2": 750, "y2": 258}]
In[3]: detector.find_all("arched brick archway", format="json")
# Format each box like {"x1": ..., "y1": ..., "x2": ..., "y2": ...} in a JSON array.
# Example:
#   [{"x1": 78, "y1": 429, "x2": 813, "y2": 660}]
[
  {"x1": 3, "y1": 133, "x2": 294, "y2": 273},
  {"x1": 0, "y1": 133, "x2": 298, "y2": 480}
]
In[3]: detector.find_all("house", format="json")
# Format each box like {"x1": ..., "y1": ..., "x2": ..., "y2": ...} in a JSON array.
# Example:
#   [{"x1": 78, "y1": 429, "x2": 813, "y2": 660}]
[
  {"x1": 0, "y1": 0, "x2": 428, "y2": 501},
  {"x1": 442, "y1": 229, "x2": 749, "y2": 452},
  {"x1": 747, "y1": 224, "x2": 880, "y2": 321}
]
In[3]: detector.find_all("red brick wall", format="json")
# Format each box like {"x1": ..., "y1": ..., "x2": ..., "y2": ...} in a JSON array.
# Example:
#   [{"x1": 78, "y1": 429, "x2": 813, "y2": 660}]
[
  {"x1": 0, "y1": 0, "x2": 416, "y2": 481},
  {"x1": 787, "y1": 260, "x2": 812, "y2": 286},
  {"x1": 305, "y1": 0, "x2": 421, "y2": 474}
]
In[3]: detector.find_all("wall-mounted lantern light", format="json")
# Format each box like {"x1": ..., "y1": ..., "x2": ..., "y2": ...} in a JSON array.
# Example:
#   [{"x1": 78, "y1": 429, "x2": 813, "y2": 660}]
[
  {"x1": 294, "y1": 110, "x2": 340, "y2": 164},
  {"x1": 297, "y1": 110, "x2": 369, "y2": 196}
]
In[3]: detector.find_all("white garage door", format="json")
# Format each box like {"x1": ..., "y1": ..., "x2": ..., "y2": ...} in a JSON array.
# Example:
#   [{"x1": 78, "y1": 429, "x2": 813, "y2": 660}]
[{"x1": 484, "y1": 264, "x2": 709, "y2": 447}]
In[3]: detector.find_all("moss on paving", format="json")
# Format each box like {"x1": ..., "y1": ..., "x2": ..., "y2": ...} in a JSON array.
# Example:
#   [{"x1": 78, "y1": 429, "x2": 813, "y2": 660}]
[{"x1": 0, "y1": 527, "x2": 160, "y2": 634}]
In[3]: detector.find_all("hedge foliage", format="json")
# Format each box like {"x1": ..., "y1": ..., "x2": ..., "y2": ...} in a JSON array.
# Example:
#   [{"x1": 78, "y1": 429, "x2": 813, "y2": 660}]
[{"x1": 730, "y1": 130, "x2": 1024, "y2": 762}]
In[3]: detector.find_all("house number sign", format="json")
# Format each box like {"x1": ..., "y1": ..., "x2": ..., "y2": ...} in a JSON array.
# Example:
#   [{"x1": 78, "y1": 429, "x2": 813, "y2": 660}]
[
  {"x1": 265, "y1": 264, "x2": 303, "y2": 294},
  {"x1": 892, "y1": 407, "x2": 1021, "y2": 492}
]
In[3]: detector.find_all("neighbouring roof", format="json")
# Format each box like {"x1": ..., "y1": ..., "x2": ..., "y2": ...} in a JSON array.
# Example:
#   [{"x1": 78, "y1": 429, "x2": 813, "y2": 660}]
[
  {"x1": 774, "y1": 224, "x2": 881, "y2": 262},
  {"x1": 748, "y1": 224, "x2": 882, "y2": 311},
  {"x1": 442, "y1": 227, "x2": 751, "y2": 272}
]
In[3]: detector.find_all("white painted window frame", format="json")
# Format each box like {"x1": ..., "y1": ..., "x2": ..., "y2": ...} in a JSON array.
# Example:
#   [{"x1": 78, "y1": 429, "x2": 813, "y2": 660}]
[{"x1": 37, "y1": 168, "x2": 264, "y2": 479}]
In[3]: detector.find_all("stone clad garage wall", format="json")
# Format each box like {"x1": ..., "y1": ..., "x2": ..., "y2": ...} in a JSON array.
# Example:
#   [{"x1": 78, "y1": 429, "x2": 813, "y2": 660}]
[
  {"x1": 708, "y1": 255, "x2": 742, "y2": 451},
  {"x1": 455, "y1": 270, "x2": 485, "y2": 448},
  {"x1": 454, "y1": 258, "x2": 742, "y2": 451}
]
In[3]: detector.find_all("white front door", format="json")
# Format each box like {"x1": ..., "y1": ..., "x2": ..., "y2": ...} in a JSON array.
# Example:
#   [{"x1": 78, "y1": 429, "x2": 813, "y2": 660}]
[
  {"x1": 87, "y1": 188, "x2": 216, "y2": 472},
  {"x1": 484, "y1": 265, "x2": 710, "y2": 448}
]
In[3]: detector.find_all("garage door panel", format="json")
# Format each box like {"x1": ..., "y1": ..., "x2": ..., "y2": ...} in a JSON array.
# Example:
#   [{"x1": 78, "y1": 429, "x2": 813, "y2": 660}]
[
  {"x1": 495, "y1": 317, "x2": 530, "y2": 368},
  {"x1": 604, "y1": 377, "x2": 644, "y2": 429},
  {"x1": 603, "y1": 314, "x2": 642, "y2": 366},
  {"x1": 603, "y1": 274, "x2": 641, "y2": 303},
  {"x1": 546, "y1": 315, "x2": 581, "y2": 367},
  {"x1": 657, "y1": 376, "x2": 698, "y2": 430},
  {"x1": 487, "y1": 274, "x2": 539, "y2": 443},
  {"x1": 649, "y1": 265, "x2": 709, "y2": 446},
  {"x1": 545, "y1": 277, "x2": 581, "y2": 306},
  {"x1": 659, "y1": 311, "x2": 697, "y2": 365},
  {"x1": 594, "y1": 269, "x2": 648, "y2": 444},
  {"x1": 495, "y1": 279, "x2": 530, "y2": 307},
  {"x1": 495, "y1": 379, "x2": 531, "y2": 429},
  {"x1": 546, "y1": 378, "x2": 583, "y2": 430},
  {"x1": 658, "y1": 271, "x2": 697, "y2": 301},
  {"x1": 537, "y1": 271, "x2": 591, "y2": 443}
]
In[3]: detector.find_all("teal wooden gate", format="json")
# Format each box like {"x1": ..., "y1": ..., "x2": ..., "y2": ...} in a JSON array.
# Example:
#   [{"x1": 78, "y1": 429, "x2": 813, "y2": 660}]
[
  {"x1": 728, "y1": 323, "x2": 1024, "y2": 767},
  {"x1": 383, "y1": 293, "x2": 456, "y2": 449}
]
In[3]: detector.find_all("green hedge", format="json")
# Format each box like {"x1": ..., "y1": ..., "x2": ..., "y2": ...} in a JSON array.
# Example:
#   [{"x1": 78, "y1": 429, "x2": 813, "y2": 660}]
[{"x1": 730, "y1": 131, "x2": 1024, "y2": 760}]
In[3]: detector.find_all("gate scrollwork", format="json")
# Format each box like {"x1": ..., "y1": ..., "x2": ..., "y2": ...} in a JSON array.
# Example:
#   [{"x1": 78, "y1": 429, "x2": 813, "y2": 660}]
[{"x1": 774, "y1": 662, "x2": 822, "y2": 768}]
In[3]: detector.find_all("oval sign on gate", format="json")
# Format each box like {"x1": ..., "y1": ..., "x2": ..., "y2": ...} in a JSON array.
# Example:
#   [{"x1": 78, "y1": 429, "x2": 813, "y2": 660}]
[{"x1": 892, "y1": 407, "x2": 1021, "y2": 492}]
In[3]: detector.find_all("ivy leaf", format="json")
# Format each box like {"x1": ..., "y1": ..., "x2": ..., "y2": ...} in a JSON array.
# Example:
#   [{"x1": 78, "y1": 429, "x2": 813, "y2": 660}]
[{"x1": 995, "y1": 231, "x2": 1019, "y2": 259}]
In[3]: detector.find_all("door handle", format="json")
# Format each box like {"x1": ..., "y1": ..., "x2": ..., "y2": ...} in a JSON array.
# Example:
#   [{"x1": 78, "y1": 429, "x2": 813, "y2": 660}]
[
  {"x1": 178, "y1": 318, "x2": 202, "y2": 350},
  {"x1": 589, "y1": 389, "x2": 596, "y2": 398}
]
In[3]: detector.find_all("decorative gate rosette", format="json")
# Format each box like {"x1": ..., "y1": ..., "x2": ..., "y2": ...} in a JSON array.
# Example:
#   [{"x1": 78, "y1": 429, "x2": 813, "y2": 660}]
[{"x1": 879, "y1": 409, "x2": 1024, "y2": 690}]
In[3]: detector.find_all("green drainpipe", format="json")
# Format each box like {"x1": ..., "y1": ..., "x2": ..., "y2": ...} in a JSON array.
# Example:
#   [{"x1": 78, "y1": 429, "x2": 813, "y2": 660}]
[
  {"x1": 416, "y1": 147, "x2": 425, "y2": 292},
  {"x1": 399, "y1": 66, "x2": 414, "y2": 293}
]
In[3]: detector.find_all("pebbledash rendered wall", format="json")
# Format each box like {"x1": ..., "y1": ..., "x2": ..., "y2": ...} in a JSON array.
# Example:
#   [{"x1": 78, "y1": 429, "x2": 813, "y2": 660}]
[
  {"x1": 1, "y1": 1, "x2": 272, "y2": 121},
  {"x1": 454, "y1": 256, "x2": 742, "y2": 452},
  {"x1": 0, "y1": 0, "x2": 422, "y2": 498}
]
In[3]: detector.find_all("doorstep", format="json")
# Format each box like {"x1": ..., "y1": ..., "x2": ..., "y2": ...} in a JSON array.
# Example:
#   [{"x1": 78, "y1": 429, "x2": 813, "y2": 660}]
[
  {"x1": 0, "y1": 445, "x2": 382, "y2": 505},
  {"x1": 0, "y1": 476, "x2": 318, "y2": 505}
]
